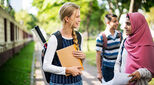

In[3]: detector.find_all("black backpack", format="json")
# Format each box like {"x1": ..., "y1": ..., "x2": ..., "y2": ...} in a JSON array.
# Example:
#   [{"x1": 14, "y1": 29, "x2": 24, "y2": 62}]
[{"x1": 41, "y1": 31, "x2": 82, "y2": 83}]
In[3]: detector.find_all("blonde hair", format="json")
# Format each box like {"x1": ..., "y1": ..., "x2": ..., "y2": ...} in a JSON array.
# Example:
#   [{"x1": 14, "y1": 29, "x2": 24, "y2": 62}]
[{"x1": 59, "y1": 2, "x2": 80, "y2": 50}]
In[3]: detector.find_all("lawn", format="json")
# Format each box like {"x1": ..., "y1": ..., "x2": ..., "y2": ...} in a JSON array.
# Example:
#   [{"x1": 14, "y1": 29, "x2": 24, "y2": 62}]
[
  {"x1": 83, "y1": 39, "x2": 97, "y2": 66},
  {"x1": 85, "y1": 50, "x2": 96, "y2": 66},
  {"x1": 0, "y1": 42, "x2": 34, "y2": 85}
]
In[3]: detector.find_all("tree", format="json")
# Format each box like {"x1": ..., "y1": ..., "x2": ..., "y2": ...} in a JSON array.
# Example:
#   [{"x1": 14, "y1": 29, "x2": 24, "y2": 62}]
[
  {"x1": 32, "y1": 0, "x2": 106, "y2": 50},
  {"x1": 146, "y1": 7, "x2": 154, "y2": 30},
  {"x1": 0, "y1": 0, "x2": 15, "y2": 17},
  {"x1": 32, "y1": 0, "x2": 64, "y2": 33},
  {"x1": 129, "y1": 0, "x2": 154, "y2": 13},
  {"x1": 99, "y1": 0, "x2": 129, "y2": 23},
  {"x1": 107, "y1": 0, "x2": 114, "y2": 13},
  {"x1": 100, "y1": 0, "x2": 154, "y2": 20},
  {"x1": 15, "y1": 10, "x2": 38, "y2": 30},
  {"x1": 85, "y1": 1, "x2": 92, "y2": 51}
]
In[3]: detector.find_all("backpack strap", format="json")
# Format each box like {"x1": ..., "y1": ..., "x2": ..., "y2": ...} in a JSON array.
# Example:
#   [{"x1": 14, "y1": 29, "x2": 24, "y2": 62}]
[
  {"x1": 52, "y1": 31, "x2": 63, "y2": 50},
  {"x1": 117, "y1": 31, "x2": 122, "y2": 42},
  {"x1": 53, "y1": 31, "x2": 82, "y2": 49},
  {"x1": 120, "y1": 38, "x2": 126, "y2": 65},
  {"x1": 102, "y1": 33, "x2": 107, "y2": 49},
  {"x1": 42, "y1": 31, "x2": 63, "y2": 84}
]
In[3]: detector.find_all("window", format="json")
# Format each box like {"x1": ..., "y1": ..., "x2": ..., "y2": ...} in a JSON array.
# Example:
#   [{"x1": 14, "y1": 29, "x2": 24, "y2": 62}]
[
  {"x1": 16, "y1": 26, "x2": 17, "y2": 40},
  {"x1": 4, "y1": 18, "x2": 7, "y2": 42},
  {"x1": 10, "y1": 22, "x2": 14, "y2": 41}
]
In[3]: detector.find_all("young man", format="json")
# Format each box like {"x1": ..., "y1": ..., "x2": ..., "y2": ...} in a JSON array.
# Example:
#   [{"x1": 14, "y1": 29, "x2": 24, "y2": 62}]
[{"x1": 96, "y1": 14, "x2": 122, "y2": 83}]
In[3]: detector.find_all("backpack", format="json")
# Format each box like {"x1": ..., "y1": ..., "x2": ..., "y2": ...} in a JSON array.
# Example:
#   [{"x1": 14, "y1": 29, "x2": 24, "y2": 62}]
[
  {"x1": 102, "y1": 31, "x2": 122, "y2": 49},
  {"x1": 41, "y1": 31, "x2": 82, "y2": 84},
  {"x1": 101, "y1": 31, "x2": 122, "y2": 61}
]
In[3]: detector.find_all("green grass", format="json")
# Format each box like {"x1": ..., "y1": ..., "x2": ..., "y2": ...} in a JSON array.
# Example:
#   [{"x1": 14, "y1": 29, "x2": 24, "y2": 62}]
[
  {"x1": 83, "y1": 39, "x2": 97, "y2": 66},
  {"x1": 85, "y1": 50, "x2": 96, "y2": 66},
  {"x1": 0, "y1": 42, "x2": 34, "y2": 85},
  {"x1": 83, "y1": 39, "x2": 96, "y2": 66}
]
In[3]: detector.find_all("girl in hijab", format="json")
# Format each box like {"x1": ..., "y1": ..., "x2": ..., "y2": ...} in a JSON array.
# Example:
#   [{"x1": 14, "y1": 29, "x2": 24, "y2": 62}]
[{"x1": 114, "y1": 12, "x2": 154, "y2": 85}]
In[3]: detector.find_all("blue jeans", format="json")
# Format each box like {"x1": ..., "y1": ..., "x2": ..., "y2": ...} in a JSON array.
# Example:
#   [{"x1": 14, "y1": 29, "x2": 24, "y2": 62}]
[
  {"x1": 50, "y1": 81, "x2": 82, "y2": 85},
  {"x1": 102, "y1": 66, "x2": 114, "y2": 82}
]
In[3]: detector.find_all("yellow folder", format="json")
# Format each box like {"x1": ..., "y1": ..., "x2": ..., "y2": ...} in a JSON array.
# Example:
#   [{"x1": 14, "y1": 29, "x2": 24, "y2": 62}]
[{"x1": 56, "y1": 44, "x2": 84, "y2": 70}]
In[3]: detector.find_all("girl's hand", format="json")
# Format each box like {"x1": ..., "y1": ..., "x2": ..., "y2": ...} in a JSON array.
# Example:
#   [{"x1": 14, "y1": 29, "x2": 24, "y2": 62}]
[
  {"x1": 128, "y1": 71, "x2": 141, "y2": 83},
  {"x1": 72, "y1": 51, "x2": 85, "y2": 60},
  {"x1": 66, "y1": 66, "x2": 82, "y2": 76}
]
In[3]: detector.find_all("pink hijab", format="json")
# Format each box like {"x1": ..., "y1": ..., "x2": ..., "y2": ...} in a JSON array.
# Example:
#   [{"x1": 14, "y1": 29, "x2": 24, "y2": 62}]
[{"x1": 125, "y1": 12, "x2": 154, "y2": 76}]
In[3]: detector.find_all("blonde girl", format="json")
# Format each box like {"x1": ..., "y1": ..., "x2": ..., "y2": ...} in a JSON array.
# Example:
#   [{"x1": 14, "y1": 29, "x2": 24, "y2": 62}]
[{"x1": 43, "y1": 2, "x2": 85, "y2": 85}]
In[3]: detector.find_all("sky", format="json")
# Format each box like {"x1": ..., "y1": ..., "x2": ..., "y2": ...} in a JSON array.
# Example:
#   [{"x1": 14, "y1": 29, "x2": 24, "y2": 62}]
[{"x1": 10, "y1": 0, "x2": 38, "y2": 15}]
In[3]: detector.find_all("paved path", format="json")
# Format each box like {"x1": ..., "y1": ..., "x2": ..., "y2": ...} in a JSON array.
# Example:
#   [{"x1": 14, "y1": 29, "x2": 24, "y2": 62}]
[
  {"x1": 82, "y1": 61, "x2": 101, "y2": 85},
  {"x1": 33, "y1": 42, "x2": 45, "y2": 85},
  {"x1": 32, "y1": 42, "x2": 101, "y2": 85}
]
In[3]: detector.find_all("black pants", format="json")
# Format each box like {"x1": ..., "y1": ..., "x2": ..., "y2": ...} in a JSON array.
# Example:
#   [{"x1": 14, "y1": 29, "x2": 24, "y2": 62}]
[{"x1": 102, "y1": 66, "x2": 114, "y2": 82}]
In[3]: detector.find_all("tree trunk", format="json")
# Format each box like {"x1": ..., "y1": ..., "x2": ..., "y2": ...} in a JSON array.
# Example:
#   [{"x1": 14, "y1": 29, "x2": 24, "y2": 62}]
[
  {"x1": 86, "y1": 2, "x2": 93, "y2": 51},
  {"x1": 98, "y1": 20, "x2": 102, "y2": 32},
  {"x1": 115, "y1": 0, "x2": 123, "y2": 21},
  {"x1": 107, "y1": 0, "x2": 113, "y2": 14},
  {"x1": 129, "y1": 0, "x2": 141, "y2": 13},
  {"x1": 118, "y1": 6, "x2": 124, "y2": 22},
  {"x1": 86, "y1": 16, "x2": 90, "y2": 51}
]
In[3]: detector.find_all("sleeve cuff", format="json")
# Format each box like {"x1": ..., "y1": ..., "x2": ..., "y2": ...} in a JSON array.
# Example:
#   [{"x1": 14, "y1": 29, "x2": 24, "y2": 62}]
[
  {"x1": 62, "y1": 67, "x2": 66, "y2": 75},
  {"x1": 96, "y1": 47, "x2": 102, "y2": 51},
  {"x1": 137, "y1": 68, "x2": 152, "y2": 78}
]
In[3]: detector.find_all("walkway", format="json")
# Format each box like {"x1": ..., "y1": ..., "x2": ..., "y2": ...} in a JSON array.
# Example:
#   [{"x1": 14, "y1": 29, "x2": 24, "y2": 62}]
[{"x1": 33, "y1": 42, "x2": 45, "y2": 85}]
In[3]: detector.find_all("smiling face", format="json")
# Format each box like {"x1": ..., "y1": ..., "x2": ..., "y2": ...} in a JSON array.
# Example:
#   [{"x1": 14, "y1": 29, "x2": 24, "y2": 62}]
[
  {"x1": 59, "y1": 2, "x2": 80, "y2": 29},
  {"x1": 69, "y1": 9, "x2": 80, "y2": 28},
  {"x1": 109, "y1": 17, "x2": 119, "y2": 30},
  {"x1": 124, "y1": 18, "x2": 132, "y2": 35}
]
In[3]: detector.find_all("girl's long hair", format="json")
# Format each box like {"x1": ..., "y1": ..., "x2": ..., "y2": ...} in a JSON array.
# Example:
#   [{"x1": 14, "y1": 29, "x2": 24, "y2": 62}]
[{"x1": 59, "y1": 2, "x2": 80, "y2": 50}]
